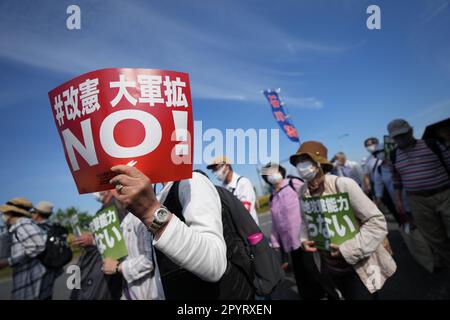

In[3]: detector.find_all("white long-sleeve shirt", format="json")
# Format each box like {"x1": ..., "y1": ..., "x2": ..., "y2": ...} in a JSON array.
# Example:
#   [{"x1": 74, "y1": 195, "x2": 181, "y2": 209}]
[
  {"x1": 155, "y1": 172, "x2": 227, "y2": 283},
  {"x1": 120, "y1": 213, "x2": 165, "y2": 300},
  {"x1": 224, "y1": 172, "x2": 259, "y2": 225}
]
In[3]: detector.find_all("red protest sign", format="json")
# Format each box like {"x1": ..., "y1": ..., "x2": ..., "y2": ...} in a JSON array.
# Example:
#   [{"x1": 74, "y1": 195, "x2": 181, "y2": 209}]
[{"x1": 48, "y1": 68, "x2": 193, "y2": 194}]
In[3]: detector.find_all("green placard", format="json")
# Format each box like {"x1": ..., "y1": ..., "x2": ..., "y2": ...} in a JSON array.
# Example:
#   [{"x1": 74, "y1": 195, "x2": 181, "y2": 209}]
[
  {"x1": 90, "y1": 205, "x2": 128, "y2": 260},
  {"x1": 384, "y1": 135, "x2": 397, "y2": 162},
  {"x1": 302, "y1": 192, "x2": 359, "y2": 251}
]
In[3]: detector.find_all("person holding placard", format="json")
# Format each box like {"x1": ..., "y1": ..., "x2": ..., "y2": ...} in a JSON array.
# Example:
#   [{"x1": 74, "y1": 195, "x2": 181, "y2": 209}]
[
  {"x1": 109, "y1": 166, "x2": 227, "y2": 300},
  {"x1": 100, "y1": 190, "x2": 165, "y2": 300},
  {"x1": 290, "y1": 141, "x2": 396, "y2": 300},
  {"x1": 261, "y1": 162, "x2": 328, "y2": 300},
  {"x1": 70, "y1": 191, "x2": 127, "y2": 300}
]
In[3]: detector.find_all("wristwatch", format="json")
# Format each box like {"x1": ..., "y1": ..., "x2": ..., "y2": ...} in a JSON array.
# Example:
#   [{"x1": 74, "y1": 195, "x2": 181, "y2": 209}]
[{"x1": 147, "y1": 206, "x2": 171, "y2": 234}]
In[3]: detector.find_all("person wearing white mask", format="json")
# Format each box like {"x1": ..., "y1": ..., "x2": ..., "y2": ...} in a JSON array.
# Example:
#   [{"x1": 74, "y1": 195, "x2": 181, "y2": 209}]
[
  {"x1": 362, "y1": 137, "x2": 381, "y2": 196},
  {"x1": 207, "y1": 156, "x2": 259, "y2": 225},
  {"x1": 261, "y1": 162, "x2": 328, "y2": 299},
  {"x1": 290, "y1": 141, "x2": 396, "y2": 300}
]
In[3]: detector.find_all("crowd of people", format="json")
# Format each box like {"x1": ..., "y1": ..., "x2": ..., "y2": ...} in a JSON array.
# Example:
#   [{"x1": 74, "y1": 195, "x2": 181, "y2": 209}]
[{"x1": 0, "y1": 117, "x2": 449, "y2": 300}]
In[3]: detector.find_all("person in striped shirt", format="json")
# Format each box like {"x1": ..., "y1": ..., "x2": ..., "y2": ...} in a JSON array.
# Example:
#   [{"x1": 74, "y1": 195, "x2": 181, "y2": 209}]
[{"x1": 388, "y1": 119, "x2": 450, "y2": 269}]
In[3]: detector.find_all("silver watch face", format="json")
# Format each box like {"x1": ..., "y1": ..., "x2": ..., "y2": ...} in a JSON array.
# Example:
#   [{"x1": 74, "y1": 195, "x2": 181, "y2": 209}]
[{"x1": 155, "y1": 207, "x2": 170, "y2": 223}]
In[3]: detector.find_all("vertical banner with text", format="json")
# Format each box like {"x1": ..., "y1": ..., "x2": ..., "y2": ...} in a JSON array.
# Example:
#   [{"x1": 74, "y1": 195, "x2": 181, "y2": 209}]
[
  {"x1": 48, "y1": 68, "x2": 193, "y2": 194},
  {"x1": 262, "y1": 89, "x2": 299, "y2": 143}
]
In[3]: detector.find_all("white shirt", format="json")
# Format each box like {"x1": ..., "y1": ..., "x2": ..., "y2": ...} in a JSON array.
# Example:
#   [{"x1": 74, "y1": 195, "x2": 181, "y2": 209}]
[
  {"x1": 223, "y1": 172, "x2": 259, "y2": 225},
  {"x1": 120, "y1": 213, "x2": 165, "y2": 300},
  {"x1": 155, "y1": 172, "x2": 227, "y2": 283}
]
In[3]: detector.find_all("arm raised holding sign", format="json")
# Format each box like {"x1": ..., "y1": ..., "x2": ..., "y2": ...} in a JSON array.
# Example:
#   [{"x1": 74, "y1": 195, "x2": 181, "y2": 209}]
[
  {"x1": 109, "y1": 165, "x2": 227, "y2": 289},
  {"x1": 110, "y1": 165, "x2": 168, "y2": 238}
]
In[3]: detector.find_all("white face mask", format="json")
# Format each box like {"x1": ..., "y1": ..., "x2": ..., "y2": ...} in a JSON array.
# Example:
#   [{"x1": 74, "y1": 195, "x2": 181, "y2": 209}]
[
  {"x1": 213, "y1": 165, "x2": 229, "y2": 182},
  {"x1": 296, "y1": 161, "x2": 318, "y2": 182},
  {"x1": 366, "y1": 145, "x2": 377, "y2": 154},
  {"x1": 267, "y1": 173, "x2": 283, "y2": 185},
  {"x1": 93, "y1": 192, "x2": 103, "y2": 203}
]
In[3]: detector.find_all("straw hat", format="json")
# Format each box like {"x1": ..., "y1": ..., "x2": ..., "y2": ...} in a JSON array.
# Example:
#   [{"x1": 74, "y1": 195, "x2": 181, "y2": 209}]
[
  {"x1": 289, "y1": 141, "x2": 334, "y2": 172},
  {"x1": 0, "y1": 197, "x2": 33, "y2": 217},
  {"x1": 33, "y1": 201, "x2": 54, "y2": 216},
  {"x1": 206, "y1": 155, "x2": 232, "y2": 169}
]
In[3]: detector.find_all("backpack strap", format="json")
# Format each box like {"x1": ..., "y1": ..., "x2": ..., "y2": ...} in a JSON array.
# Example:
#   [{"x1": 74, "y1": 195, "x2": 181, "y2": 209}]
[
  {"x1": 425, "y1": 139, "x2": 450, "y2": 177},
  {"x1": 270, "y1": 177, "x2": 300, "y2": 202},
  {"x1": 229, "y1": 176, "x2": 244, "y2": 195},
  {"x1": 288, "y1": 176, "x2": 303, "y2": 192},
  {"x1": 377, "y1": 163, "x2": 383, "y2": 176},
  {"x1": 371, "y1": 158, "x2": 382, "y2": 176},
  {"x1": 11, "y1": 229, "x2": 19, "y2": 242},
  {"x1": 163, "y1": 181, "x2": 184, "y2": 222}
]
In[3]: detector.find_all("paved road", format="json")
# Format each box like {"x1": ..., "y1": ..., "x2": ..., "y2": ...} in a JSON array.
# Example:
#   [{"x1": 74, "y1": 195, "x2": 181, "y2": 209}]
[
  {"x1": 258, "y1": 212, "x2": 450, "y2": 300},
  {"x1": 1, "y1": 212, "x2": 449, "y2": 300},
  {"x1": 0, "y1": 264, "x2": 72, "y2": 300}
]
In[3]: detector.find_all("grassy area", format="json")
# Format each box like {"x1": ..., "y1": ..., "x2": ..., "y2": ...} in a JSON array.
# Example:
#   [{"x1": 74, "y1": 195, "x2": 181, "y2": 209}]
[
  {"x1": 0, "y1": 245, "x2": 82, "y2": 280},
  {"x1": 0, "y1": 267, "x2": 12, "y2": 279},
  {"x1": 256, "y1": 194, "x2": 270, "y2": 214}
]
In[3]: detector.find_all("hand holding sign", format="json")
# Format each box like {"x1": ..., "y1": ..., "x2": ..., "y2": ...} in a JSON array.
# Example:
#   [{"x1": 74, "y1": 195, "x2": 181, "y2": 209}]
[
  {"x1": 102, "y1": 257, "x2": 120, "y2": 275},
  {"x1": 329, "y1": 243, "x2": 342, "y2": 258},
  {"x1": 110, "y1": 165, "x2": 161, "y2": 229},
  {"x1": 72, "y1": 232, "x2": 94, "y2": 247},
  {"x1": 48, "y1": 68, "x2": 193, "y2": 194},
  {"x1": 302, "y1": 192, "x2": 359, "y2": 251},
  {"x1": 302, "y1": 240, "x2": 317, "y2": 252}
]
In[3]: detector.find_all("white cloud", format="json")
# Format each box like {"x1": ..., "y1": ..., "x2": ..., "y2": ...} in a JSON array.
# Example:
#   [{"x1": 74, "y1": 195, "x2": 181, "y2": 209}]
[
  {"x1": 421, "y1": 0, "x2": 450, "y2": 24},
  {"x1": 0, "y1": 0, "x2": 361, "y2": 108},
  {"x1": 284, "y1": 96, "x2": 324, "y2": 109}
]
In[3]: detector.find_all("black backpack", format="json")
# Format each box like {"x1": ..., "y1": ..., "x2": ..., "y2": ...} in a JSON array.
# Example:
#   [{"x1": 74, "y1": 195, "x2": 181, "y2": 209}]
[
  {"x1": 38, "y1": 223, "x2": 73, "y2": 270},
  {"x1": 155, "y1": 173, "x2": 284, "y2": 299}
]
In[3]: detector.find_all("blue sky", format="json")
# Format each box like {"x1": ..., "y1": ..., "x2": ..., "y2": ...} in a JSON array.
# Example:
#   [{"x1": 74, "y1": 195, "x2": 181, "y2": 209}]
[{"x1": 0, "y1": 0, "x2": 449, "y2": 215}]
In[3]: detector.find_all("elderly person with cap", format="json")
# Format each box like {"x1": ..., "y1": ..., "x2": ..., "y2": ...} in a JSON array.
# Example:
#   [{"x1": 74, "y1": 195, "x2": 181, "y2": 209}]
[
  {"x1": 0, "y1": 198, "x2": 47, "y2": 300},
  {"x1": 31, "y1": 201, "x2": 61, "y2": 300},
  {"x1": 331, "y1": 152, "x2": 364, "y2": 187},
  {"x1": 207, "y1": 155, "x2": 259, "y2": 225},
  {"x1": 291, "y1": 141, "x2": 396, "y2": 299},
  {"x1": 388, "y1": 119, "x2": 450, "y2": 269}
]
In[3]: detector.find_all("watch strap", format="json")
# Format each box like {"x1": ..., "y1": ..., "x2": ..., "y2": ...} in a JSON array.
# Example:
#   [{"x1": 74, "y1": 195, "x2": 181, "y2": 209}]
[{"x1": 148, "y1": 206, "x2": 169, "y2": 234}]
